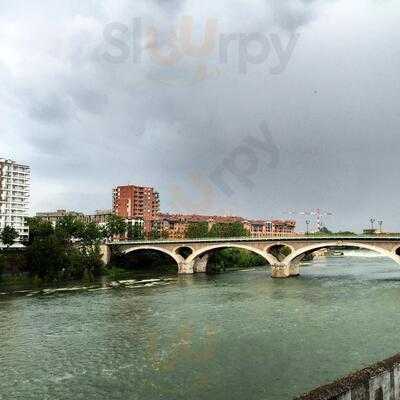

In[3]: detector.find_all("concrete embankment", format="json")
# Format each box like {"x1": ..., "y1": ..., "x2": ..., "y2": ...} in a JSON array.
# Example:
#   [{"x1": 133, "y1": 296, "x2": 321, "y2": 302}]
[{"x1": 295, "y1": 353, "x2": 400, "y2": 400}]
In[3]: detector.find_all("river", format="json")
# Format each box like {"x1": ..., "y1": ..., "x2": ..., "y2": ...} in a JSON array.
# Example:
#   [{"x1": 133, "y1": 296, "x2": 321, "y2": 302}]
[{"x1": 2, "y1": 250, "x2": 400, "y2": 400}]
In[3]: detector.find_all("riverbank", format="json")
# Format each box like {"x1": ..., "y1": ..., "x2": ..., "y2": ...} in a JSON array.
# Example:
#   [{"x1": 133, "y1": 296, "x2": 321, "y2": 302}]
[{"x1": 0, "y1": 247, "x2": 269, "y2": 293}]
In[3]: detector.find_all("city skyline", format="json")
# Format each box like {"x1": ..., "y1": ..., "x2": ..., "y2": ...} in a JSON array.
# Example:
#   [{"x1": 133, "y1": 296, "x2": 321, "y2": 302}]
[
  {"x1": 34, "y1": 182, "x2": 297, "y2": 238},
  {"x1": 1, "y1": 1, "x2": 400, "y2": 231}
]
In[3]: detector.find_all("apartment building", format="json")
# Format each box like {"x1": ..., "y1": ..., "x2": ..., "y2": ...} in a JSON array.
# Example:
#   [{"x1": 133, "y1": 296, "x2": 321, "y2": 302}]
[
  {"x1": 242, "y1": 219, "x2": 296, "y2": 237},
  {"x1": 159, "y1": 213, "x2": 296, "y2": 239},
  {"x1": 113, "y1": 185, "x2": 160, "y2": 234},
  {"x1": 0, "y1": 158, "x2": 30, "y2": 241}
]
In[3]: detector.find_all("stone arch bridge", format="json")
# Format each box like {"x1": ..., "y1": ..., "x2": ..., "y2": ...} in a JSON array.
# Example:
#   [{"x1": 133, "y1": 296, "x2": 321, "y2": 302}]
[{"x1": 100, "y1": 236, "x2": 400, "y2": 278}]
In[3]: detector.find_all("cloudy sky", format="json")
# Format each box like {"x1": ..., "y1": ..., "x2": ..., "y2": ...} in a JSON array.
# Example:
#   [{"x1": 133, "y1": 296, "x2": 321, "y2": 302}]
[{"x1": 1, "y1": 0, "x2": 400, "y2": 232}]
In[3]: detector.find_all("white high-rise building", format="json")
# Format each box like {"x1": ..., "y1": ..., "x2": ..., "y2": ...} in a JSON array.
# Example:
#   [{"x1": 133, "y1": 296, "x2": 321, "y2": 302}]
[{"x1": 0, "y1": 158, "x2": 30, "y2": 241}]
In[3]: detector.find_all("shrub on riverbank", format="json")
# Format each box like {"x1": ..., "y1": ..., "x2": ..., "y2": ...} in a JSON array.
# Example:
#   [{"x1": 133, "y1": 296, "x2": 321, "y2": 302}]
[{"x1": 208, "y1": 248, "x2": 267, "y2": 273}]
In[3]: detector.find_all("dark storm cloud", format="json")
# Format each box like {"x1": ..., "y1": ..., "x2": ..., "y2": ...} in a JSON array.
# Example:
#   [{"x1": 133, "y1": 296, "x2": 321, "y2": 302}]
[{"x1": 2, "y1": 0, "x2": 400, "y2": 232}]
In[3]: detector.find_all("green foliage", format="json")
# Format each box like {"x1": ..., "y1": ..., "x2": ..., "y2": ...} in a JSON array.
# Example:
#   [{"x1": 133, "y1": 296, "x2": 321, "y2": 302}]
[
  {"x1": 307, "y1": 230, "x2": 357, "y2": 237},
  {"x1": 26, "y1": 217, "x2": 54, "y2": 244},
  {"x1": 127, "y1": 223, "x2": 133, "y2": 240},
  {"x1": 78, "y1": 222, "x2": 104, "y2": 246},
  {"x1": 105, "y1": 214, "x2": 127, "y2": 239},
  {"x1": 69, "y1": 246, "x2": 103, "y2": 281},
  {"x1": 55, "y1": 215, "x2": 85, "y2": 242},
  {"x1": 149, "y1": 224, "x2": 161, "y2": 240},
  {"x1": 209, "y1": 248, "x2": 267, "y2": 273},
  {"x1": 319, "y1": 227, "x2": 332, "y2": 234},
  {"x1": 25, "y1": 218, "x2": 104, "y2": 283},
  {"x1": 27, "y1": 234, "x2": 70, "y2": 280},
  {"x1": 186, "y1": 222, "x2": 209, "y2": 239},
  {"x1": 269, "y1": 245, "x2": 292, "y2": 261},
  {"x1": 209, "y1": 222, "x2": 249, "y2": 238},
  {"x1": 125, "y1": 222, "x2": 146, "y2": 240},
  {"x1": 103, "y1": 266, "x2": 129, "y2": 281},
  {"x1": 1, "y1": 226, "x2": 19, "y2": 248}
]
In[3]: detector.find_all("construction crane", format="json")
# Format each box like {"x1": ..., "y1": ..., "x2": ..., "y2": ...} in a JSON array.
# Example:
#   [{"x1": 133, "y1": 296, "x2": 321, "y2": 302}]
[{"x1": 284, "y1": 209, "x2": 334, "y2": 233}]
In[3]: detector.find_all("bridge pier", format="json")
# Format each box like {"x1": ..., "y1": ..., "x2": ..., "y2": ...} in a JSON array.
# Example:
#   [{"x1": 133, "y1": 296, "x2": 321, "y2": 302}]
[
  {"x1": 289, "y1": 263, "x2": 300, "y2": 277},
  {"x1": 193, "y1": 254, "x2": 209, "y2": 273},
  {"x1": 271, "y1": 263, "x2": 299, "y2": 278},
  {"x1": 178, "y1": 260, "x2": 195, "y2": 274},
  {"x1": 100, "y1": 244, "x2": 111, "y2": 266},
  {"x1": 271, "y1": 263, "x2": 290, "y2": 278}
]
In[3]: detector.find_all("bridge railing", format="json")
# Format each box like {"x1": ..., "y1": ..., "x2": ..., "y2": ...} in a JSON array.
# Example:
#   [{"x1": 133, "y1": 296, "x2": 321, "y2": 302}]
[{"x1": 106, "y1": 234, "x2": 400, "y2": 245}]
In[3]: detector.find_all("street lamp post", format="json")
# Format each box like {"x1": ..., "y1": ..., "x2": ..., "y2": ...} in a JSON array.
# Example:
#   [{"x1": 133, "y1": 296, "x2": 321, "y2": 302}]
[{"x1": 305, "y1": 220, "x2": 310, "y2": 235}]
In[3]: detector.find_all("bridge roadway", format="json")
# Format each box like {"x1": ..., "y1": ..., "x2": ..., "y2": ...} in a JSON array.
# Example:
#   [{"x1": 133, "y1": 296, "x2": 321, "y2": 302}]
[{"x1": 100, "y1": 236, "x2": 400, "y2": 278}]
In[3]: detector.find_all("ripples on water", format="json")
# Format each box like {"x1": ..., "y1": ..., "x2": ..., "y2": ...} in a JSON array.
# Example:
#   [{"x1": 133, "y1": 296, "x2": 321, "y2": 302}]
[{"x1": 1, "y1": 251, "x2": 400, "y2": 400}]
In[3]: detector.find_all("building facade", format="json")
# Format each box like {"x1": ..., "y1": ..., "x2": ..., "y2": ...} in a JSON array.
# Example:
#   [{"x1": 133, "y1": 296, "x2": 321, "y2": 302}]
[
  {"x1": 36, "y1": 209, "x2": 86, "y2": 227},
  {"x1": 0, "y1": 158, "x2": 30, "y2": 241},
  {"x1": 158, "y1": 213, "x2": 296, "y2": 239},
  {"x1": 86, "y1": 209, "x2": 113, "y2": 228},
  {"x1": 113, "y1": 185, "x2": 160, "y2": 234}
]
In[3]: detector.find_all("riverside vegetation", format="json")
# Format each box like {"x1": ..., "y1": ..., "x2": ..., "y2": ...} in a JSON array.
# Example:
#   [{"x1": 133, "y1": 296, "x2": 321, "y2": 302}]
[{"x1": 0, "y1": 218, "x2": 274, "y2": 289}]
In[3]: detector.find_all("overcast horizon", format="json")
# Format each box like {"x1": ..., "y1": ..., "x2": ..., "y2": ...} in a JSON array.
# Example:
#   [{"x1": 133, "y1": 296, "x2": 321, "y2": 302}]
[{"x1": 1, "y1": 0, "x2": 400, "y2": 232}]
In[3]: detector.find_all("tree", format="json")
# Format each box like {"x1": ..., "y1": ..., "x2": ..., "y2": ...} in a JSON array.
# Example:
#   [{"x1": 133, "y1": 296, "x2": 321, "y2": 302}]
[
  {"x1": 269, "y1": 245, "x2": 291, "y2": 261},
  {"x1": 209, "y1": 222, "x2": 249, "y2": 238},
  {"x1": 336, "y1": 231, "x2": 356, "y2": 236},
  {"x1": 186, "y1": 222, "x2": 209, "y2": 239},
  {"x1": 208, "y1": 248, "x2": 266, "y2": 273},
  {"x1": 105, "y1": 215, "x2": 127, "y2": 240},
  {"x1": 79, "y1": 221, "x2": 104, "y2": 246},
  {"x1": 27, "y1": 234, "x2": 69, "y2": 280},
  {"x1": 149, "y1": 223, "x2": 161, "y2": 240},
  {"x1": 132, "y1": 222, "x2": 145, "y2": 240},
  {"x1": 229, "y1": 222, "x2": 249, "y2": 237},
  {"x1": 26, "y1": 217, "x2": 54, "y2": 244},
  {"x1": 208, "y1": 223, "x2": 223, "y2": 238},
  {"x1": 55, "y1": 215, "x2": 85, "y2": 245},
  {"x1": 1, "y1": 226, "x2": 19, "y2": 248},
  {"x1": 319, "y1": 227, "x2": 332, "y2": 235},
  {"x1": 127, "y1": 223, "x2": 134, "y2": 240},
  {"x1": 25, "y1": 217, "x2": 104, "y2": 282},
  {"x1": 126, "y1": 222, "x2": 145, "y2": 240}
]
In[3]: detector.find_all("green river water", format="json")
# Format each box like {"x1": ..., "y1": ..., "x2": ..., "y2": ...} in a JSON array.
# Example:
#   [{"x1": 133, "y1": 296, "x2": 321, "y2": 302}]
[{"x1": 2, "y1": 250, "x2": 400, "y2": 400}]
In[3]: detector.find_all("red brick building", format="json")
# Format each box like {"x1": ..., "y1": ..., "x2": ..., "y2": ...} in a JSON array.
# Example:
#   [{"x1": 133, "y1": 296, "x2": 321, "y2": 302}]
[
  {"x1": 158, "y1": 213, "x2": 296, "y2": 239},
  {"x1": 113, "y1": 185, "x2": 160, "y2": 234}
]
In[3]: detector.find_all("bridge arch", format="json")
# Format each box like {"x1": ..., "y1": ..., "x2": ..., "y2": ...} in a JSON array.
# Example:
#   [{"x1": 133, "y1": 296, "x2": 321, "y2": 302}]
[
  {"x1": 173, "y1": 246, "x2": 194, "y2": 259},
  {"x1": 284, "y1": 242, "x2": 400, "y2": 266},
  {"x1": 187, "y1": 243, "x2": 278, "y2": 266},
  {"x1": 122, "y1": 246, "x2": 184, "y2": 266},
  {"x1": 265, "y1": 243, "x2": 295, "y2": 254}
]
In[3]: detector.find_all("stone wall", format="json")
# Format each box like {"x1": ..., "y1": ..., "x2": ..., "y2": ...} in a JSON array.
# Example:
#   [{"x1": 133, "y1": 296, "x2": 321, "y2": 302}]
[{"x1": 294, "y1": 354, "x2": 400, "y2": 400}]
